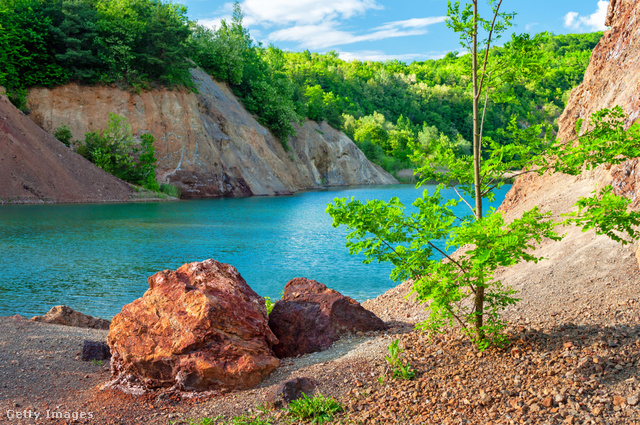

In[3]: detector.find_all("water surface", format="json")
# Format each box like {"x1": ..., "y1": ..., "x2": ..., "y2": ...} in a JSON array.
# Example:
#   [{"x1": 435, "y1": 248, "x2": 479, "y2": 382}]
[{"x1": 0, "y1": 184, "x2": 510, "y2": 319}]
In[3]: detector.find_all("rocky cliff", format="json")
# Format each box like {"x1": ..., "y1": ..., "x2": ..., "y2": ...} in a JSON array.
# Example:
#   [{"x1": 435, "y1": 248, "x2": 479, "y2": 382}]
[
  {"x1": 495, "y1": 0, "x2": 640, "y2": 320},
  {"x1": 504, "y1": 0, "x2": 640, "y2": 212},
  {"x1": 0, "y1": 93, "x2": 138, "y2": 204},
  {"x1": 27, "y1": 69, "x2": 396, "y2": 199}
]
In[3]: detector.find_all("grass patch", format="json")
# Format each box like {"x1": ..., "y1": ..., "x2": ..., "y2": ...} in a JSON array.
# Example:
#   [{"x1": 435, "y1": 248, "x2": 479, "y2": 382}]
[
  {"x1": 160, "y1": 183, "x2": 182, "y2": 198},
  {"x1": 179, "y1": 414, "x2": 271, "y2": 425},
  {"x1": 287, "y1": 393, "x2": 342, "y2": 424}
]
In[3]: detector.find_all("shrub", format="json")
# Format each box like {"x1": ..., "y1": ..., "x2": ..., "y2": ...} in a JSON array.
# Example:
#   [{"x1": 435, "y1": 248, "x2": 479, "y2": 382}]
[
  {"x1": 77, "y1": 113, "x2": 159, "y2": 190},
  {"x1": 160, "y1": 183, "x2": 181, "y2": 198},
  {"x1": 54, "y1": 123, "x2": 73, "y2": 147}
]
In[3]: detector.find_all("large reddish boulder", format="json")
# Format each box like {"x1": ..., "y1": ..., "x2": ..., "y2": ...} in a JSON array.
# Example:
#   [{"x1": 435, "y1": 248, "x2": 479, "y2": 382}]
[
  {"x1": 107, "y1": 259, "x2": 279, "y2": 392},
  {"x1": 268, "y1": 278, "x2": 387, "y2": 358}
]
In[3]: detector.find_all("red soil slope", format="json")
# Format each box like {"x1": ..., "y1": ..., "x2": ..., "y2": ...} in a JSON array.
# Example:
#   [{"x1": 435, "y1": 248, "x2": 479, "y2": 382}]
[{"x1": 0, "y1": 94, "x2": 135, "y2": 204}]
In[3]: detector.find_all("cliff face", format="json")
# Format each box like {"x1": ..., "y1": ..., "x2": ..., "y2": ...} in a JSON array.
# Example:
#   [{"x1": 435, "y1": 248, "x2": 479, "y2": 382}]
[
  {"x1": 27, "y1": 69, "x2": 396, "y2": 199},
  {"x1": 0, "y1": 94, "x2": 136, "y2": 204},
  {"x1": 502, "y1": 0, "x2": 640, "y2": 212},
  {"x1": 494, "y1": 0, "x2": 640, "y2": 319}
]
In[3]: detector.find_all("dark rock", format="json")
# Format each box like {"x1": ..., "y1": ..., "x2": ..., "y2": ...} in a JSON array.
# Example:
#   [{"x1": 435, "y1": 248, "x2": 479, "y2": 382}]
[
  {"x1": 107, "y1": 259, "x2": 279, "y2": 392},
  {"x1": 268, "y1": 278, "x2": 387, "y2": 358},
  {"x1": 31, "y1": 305, "x2": 110, "y2": 330},
  {"x1": 265, "y1": 377, "x2": 318, "y2": 409},
  {"x1": 82, "y1": 340, "x2": 111, "y2": 361}
]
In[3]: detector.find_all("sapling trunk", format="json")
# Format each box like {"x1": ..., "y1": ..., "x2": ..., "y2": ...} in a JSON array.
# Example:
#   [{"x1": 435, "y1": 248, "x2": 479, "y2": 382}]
[{"x1": 471, "y1": 0, "x2": 485, "y2": 340}]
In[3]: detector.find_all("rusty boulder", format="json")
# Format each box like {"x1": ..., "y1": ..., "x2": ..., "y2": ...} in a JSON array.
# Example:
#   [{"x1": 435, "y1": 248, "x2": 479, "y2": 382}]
[
  {"x1": 107, "y1": 259, "x2": 279, "y2": 392},
  {"x1": 268, "y1": 278, "x2": 387, "y2": 358}
]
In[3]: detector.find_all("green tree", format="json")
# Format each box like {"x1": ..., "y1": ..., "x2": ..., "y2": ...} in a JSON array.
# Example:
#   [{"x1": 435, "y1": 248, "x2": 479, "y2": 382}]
[
  {"x1": 77, "y1": 113, "x2": 159, "y2": 190},
  {"x1": 327, "y1": 1, "x2": 640, "y2": 348}
]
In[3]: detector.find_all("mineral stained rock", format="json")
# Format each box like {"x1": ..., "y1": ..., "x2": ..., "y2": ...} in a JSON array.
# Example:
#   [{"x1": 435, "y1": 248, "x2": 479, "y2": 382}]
[
  {"x1": 27, "y1": 69, "x2": 397, "y2": 199},
  {"x1": 107, "y1": 259, "x2": 279, "y2": 391},
  {"x1": 268, "y1": 278, "x2": 387, "y2": 358}
]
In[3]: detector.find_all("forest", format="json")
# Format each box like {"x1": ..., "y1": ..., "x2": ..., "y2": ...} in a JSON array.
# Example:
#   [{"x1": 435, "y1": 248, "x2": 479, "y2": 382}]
[{"x1": 0, "y1": 0, "x2": 602, "y2": 174}]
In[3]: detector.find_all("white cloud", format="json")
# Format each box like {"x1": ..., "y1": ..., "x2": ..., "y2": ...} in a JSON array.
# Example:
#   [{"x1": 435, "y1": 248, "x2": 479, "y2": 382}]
[
  {"x1": 374, "y1": 17, "x2": 447, "y2": 31},
  {"x1": 238, "y1": 0, "x2": 382, "y2": 26},
  {"x1": 198, "y1": 17, "x2": 226, "y2": 30},
  {"x1": 564, "y1": 1, "x2": 609, "y2": 32},
  {"x1": 338, "y1": 50, "x2": 447, "y2": 62},
  {"x1": 268, "y1": 16, "x2": 446, "y2": 50},
  {"x1": 198, "y1": 0, "x2": 447, "y2": 59}
]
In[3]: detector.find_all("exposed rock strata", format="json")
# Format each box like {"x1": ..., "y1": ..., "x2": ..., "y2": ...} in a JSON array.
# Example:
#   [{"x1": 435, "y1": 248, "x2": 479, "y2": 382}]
[
  {"x1": 0, "y1": 95, "x2": 135, "y2": 204},
  {"x1": 503, "y1": 0, "x2": 640, "y2": 213},
  {"x1": 27, "y1": 69, "x2": 397, "y2": 199},
  {"x1": 30, "y1": 305, "x2": 111, "y2": 330},
  {"x1": 107, "y1": 259, "x2": 279, "y2": 392},
  {"x1": 268, "y1": 278, "x2": 387, "y2": 358}
]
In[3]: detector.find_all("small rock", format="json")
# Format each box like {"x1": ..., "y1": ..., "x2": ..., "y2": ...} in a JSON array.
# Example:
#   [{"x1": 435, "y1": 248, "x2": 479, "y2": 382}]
[
  {"x1": 479, "y1": 391, "x2": 492, "y2": 405},
  {"x1": 591, "y1": 405, "x2": 603, "y2": 416},
  {"x1": 542, "y1": 396, "x2": 553, "y2": 408},
  {"x1": 613, "y1": 395, "x2": 627, "y2": 406},
  {"x1": 82, "y1": 340, "x2": 110, "y2": 361},
  {"x1": 265, "y1": 377, "x2": 318, "y2": 409},
  {"x1": 530, "y1": 403, "x2": 541, "y2": 412},
  {"x1": 31, "y1": 305, "x2": 110, "y2": 330},
  {"x1": 554, "y1": 394, "x2": 566, "y2": 404},
  {"x1": 628, "y1": 393, "x2": 639, "y2": 406}
]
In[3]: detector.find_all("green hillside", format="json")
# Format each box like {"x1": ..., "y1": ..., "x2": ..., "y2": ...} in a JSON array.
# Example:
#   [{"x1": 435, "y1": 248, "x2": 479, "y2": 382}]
[{"x1": 0, "y1": 0, "x2": 602, "y2": 173}]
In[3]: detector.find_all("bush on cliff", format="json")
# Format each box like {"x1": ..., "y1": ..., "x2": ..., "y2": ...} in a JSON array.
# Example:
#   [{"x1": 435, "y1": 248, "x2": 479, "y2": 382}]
[{"x1": 77, "y1": 113, "x2": 159, "y2": 191}]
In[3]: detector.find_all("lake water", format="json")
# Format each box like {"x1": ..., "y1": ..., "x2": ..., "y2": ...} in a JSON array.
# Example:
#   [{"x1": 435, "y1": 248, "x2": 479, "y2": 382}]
[{"x1": 0, "y1": 184, "x2": 510, "y2": 319}]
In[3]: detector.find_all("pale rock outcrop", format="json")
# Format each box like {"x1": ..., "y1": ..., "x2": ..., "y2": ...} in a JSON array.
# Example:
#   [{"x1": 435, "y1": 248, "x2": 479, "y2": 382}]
[
  {"x1": 107, "y1": 259, "x2": 279, "y2": 392},
  {"x1": 27, "y1": 69, "x2": 396, "y2": 199},
  {"x1": 31, "y1": 305, "x2": 111, "y2": 330}
]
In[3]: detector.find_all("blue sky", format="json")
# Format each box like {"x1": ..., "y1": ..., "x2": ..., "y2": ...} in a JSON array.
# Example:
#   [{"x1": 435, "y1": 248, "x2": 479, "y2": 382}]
[{"x1": 182, "y1": 0, "x2": 610, "y2": 62}]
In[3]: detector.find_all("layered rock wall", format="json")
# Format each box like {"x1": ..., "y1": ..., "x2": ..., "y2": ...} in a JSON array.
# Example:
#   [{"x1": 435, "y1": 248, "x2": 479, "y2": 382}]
[{"x1": 27, "y1": 69, "x2": 396, "y2": 199}]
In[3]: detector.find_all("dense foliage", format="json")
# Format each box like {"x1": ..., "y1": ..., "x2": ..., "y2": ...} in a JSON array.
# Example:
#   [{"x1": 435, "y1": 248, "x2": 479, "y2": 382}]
[
  {"x1": 76, "y1": 113, "x2": 159, "y2": 191},
  {"x1": 1, "y1": 0, "x2": 601, "y2": 169},
  {"x1": 280, "y1": 32, "x2": 600, "y2": 172},
  {"x1": 0, "y1": 0, "x2": 192, "y2": 97}
]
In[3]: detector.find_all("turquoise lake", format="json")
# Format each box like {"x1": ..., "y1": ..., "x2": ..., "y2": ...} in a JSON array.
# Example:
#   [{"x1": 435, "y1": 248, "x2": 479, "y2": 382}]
[{"x1": 0, "y1": 184, "x2": 510, "y2": 319}]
